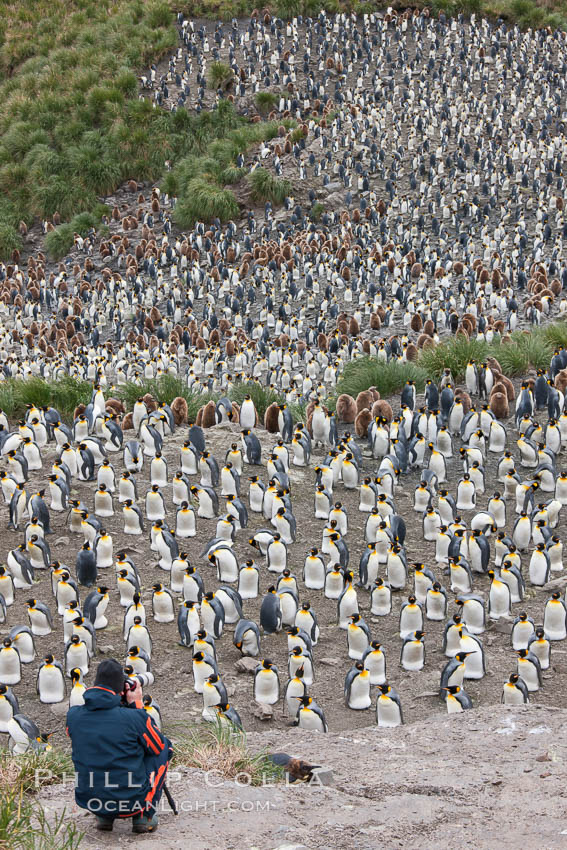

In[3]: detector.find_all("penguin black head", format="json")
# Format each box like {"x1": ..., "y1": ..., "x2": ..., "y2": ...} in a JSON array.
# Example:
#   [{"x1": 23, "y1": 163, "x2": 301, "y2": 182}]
[
  {"x1": 44, "y1": 654, "x2": 55, "y2": 664},
  {"x1": 70, "y1": 635, "x2": 81, "y2": 645},
  {"x1": 204, "y1": 591, "x2": 215, "y2": 601},
  {"x1": 26, "y1": 599, "x2": 36, "y2": 607},
  {"x1": 261, "y1": 659, "x2": 273, "y2": 669},
  {"x1": 517, "y1": 649, "x2": 529, "y2": 658}
]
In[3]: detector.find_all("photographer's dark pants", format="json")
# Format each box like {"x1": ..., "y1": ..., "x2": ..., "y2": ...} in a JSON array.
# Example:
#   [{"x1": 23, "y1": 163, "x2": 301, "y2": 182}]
[{"x1": 115, "y1": 742, "x2": 173, "y2": 820}]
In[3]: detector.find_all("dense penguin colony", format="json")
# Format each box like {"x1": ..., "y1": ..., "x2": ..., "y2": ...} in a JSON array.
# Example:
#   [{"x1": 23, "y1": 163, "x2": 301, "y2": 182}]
[{"x1": 1, "y1": 9, "x2": 567, "y2": 749}]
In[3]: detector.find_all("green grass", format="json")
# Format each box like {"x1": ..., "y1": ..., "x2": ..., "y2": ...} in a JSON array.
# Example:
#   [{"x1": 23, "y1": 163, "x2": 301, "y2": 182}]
[
  {"x1": 208, "y1": 61, "x2": 233, "y2": 89},
  {"x1": 0, "y1": 377, "x2": 93, "y2": 419},
  {"x1": 247, "y1": 168, "x2": 291, "y2": 205},
  {"x1": 0, "y1": 1, "x2": 184, "y2": 258},
  {"x1": 0, "y1": 747, "x2": 82, "y2": 850},
  {"x1": 255, "y1": 91, "x2": 279, "y2": 116},
  {"x1": 170, "y1": 719, "x2": 284, "y2": 786},
  {"x1": 335, "y1": 358, "x2": 427, "y2": 399},
  {"x1": 167, "y1": 113, "x2": 296, "y2": 227}
]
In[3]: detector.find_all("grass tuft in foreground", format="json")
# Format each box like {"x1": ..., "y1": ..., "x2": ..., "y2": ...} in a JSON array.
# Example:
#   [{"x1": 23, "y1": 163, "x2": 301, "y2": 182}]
[
  {"x1": 171, "y1": 720, "x2": 284, "y2": 786},
  {"x1": 0, "y1": 748, "x2": 82, "y2": 850}
]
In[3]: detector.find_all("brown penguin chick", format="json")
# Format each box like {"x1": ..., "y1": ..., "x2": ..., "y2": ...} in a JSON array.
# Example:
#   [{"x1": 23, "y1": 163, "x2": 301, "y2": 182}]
[
  {"x1": 142, "y1": 393, "x2": 158, "y2": 413},
  {"x1": 550, "y1": 278, "x2": 562, "y2": 296},
  {"x1": 171, "y1": 397, "x2": 189, "y2": 426},
  {"x1": 371, "y1": 400, "x2": 393, "y2": 423},
  {"x1": 354, "y1": 408, "x2": 373, "y2": 437},
  {"x1": 355, "y1": 390, "x2": 374, "y2": 414},
  {"x1": 495, "y1": 375, "x2": 515, "y2": 401},
  {"x1": 305, "y1": 400, "x2": 317, "y2": 421},
  {"x1": 461, "y1": 318, "x2": 474, "y2": 336},
  {"x1": 229, "y1": 402, "x2": 240, "y2": 424},
  {"x1": 73, "y1": 403, "x2": 86, "y2": 420},
  {"x1": 422, "y1": 319, "x2": 435, "y2": 337},
  {"x1": 335, "y1": 394, "x2": 357, "y2": 423},
  {"x1": 489, "y1": 392, "x2": 509, "y2": 420},
  {"x1": 410, "y1": 313, "x2": 422, "y2": 333},
  {"x1": 456, "y1": 327, "x2": 469, "y2": 340},
  {"x1": 405, "y1": 343, "x2": 419, "y2": 362},
  {"x1": 369, "y1": 313, "x2": 381, "y2": 331},
  {"x1": 554, "y1": 369, "x2": 567, "y2": 394},
  {"x1": 348, "y1": 316, "x2": 359, "y2": 336},
  {"x1": 462, "y1": 312, "x2": 477, "y2": 332},
  {"x1": 105, "y1": 398, "x2": 125, "y2": 416},
  {"x1": 264, "y1": 402, "x2": 280, "y2": 433},
  {"x1": 195, "y1": 406, "x2": 204, "y2": 427},
  {"x1": 485, "y1": 356, "x2": 502, "y2": 376},
  {"x1": 122, "y1": 412, "x2": 134, "y2": 431},
  {"x1": 317, "y1": 333, "x2": 328, "y2": 352},
  {"x1": 454, "y1": 390, "x2": 471, "y2": 415},
  {"x1": 417, "y1": 333, "x2": 435, "y2": 350},
  {"x1": 200, "y1": 401, "x2": 216, "y2": 429},
  {"x1": 367, "y1": 387, "x2": 381, "y2": 402}
]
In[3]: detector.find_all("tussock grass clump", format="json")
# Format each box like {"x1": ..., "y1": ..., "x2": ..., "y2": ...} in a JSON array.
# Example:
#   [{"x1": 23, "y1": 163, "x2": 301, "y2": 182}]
[
  {"x1": 175, "y1": 178, "x2": 239, "y2": 226},
  {"x1": 0, "y1": 377, "x2": 92, "y2": 419},
  {"x1": 335, "y1": 358, "x2": 427, "y2": 399},
  {"x1": 247, "y1": 168, "x2": 291, "y2": 205},
  {"x1": 0, "y1": 747, "x2": 82, "y2": 850},
  {"x1": 229, "y1": 381, "x2": 284, "y2": 419},
  {"x1": 419, "y1": 337, "x2": 490, "y2": 382},
  {"x1": 171, "y1": 720, "x2": 283, "y2": 786},
  {"x1": 208, "y1": 61, "x2": 233, "y2": 89},
  {"x1": 255, "y1": 91, "x2": 279, "y2": 115}
]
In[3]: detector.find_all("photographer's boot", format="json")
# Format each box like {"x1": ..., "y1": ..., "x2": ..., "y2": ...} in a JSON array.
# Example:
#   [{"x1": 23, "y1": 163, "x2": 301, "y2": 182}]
[
  {"x1": 95, "y1": 816, "x2": 114, "y2": 831},
  {"x1": 132, "y1": 810, "x2": 159, "y2": 834}
]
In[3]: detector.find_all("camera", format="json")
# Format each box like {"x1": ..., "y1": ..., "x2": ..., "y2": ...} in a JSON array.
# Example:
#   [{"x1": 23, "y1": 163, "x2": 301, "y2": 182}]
[{"x1": 121, "y1": 669, "x2": 155, "y2": 702}]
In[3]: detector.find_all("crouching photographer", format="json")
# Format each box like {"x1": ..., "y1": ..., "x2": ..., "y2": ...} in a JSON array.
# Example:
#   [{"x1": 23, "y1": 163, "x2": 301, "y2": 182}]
[{"x1": 66, "y1": 659, "x2": 173, "y2": 834}]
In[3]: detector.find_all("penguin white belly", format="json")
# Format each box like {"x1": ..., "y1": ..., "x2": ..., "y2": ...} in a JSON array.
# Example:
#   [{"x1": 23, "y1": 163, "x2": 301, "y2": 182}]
[
  {"x1": 517, "y1": 659, "x2": 539, "y2": 692},
  {"x1": 38, "y1": 667, "x2": 65, "y2": 703},
  {"x1": 399, "y1": 608, "x2": 422, "y2": 637},
  {"x1": 489, "y1": 583, "x2": 511, "y2": 619},
  {"x1": 146, "y1": 494, "x2": 165, "y2": 521},
  {"x1": 543, "y1": 604, "x2": 567, "y2": 640},
  {"x1": 364, "y1": 653, "x2": 386, "y2": 684},
  {"x1": 461, "y1": 640, "x2": 484, "y2": 679},
  {"x1": 376, "y1": 696, "x2": 402, "y2": 727},
  {"x1": 214, "y1": 553, "x2": 237, "y2": 584},
  {"x1": 426, "y1": 593, "x2": 447, "y2": 621},
  {"x1": 124, "y1": 510, "x2": 143, "y2": 535},
  {"x1": 512, "y1": 623, "x2": 534, "y2": 650},
  {"x1": 347, "y1": 674, "x2": 371, "y2": 709},
  {"x1": 401, "y1": 643, "x2": 424, "y2": 671},
  {"x1": 304, "y1": 561, "x2": 325, "y2": 590},
  {"x1": 298, "y1": 707, "x2": 325, "y2": 731},
  {"x1": 461, "y1": 604, "x2": 485, "y2": 635},
  {"x1": 153, "y1": 596, "x2": 174, "y2": 623},
  {"x1": 0, "y1": 651, "x2": 21, "y2": 684},
  {"x1": 238, "y1": 569, "x2": 259, "y2": 599},
  {"x1": 254, "y1": 671, "x2": 279, "y2": 704},
  {"x1": 7, "y1": 718, "x2": 32, "y2": 754},
  {"x1": 285, "y1": 681, "x2": 304, "y2": 716},
  {"x1": 176, "y1": 510, "x2": 196, "y2": 537},
  {"x1": 279, "y1": 594, "x2": 297, "y2": 627},
  {"x1": 347, "y1": 628, "x2": 368, "y2": 660},
  {"x1": 371, "y1": 588, "x2": 391, "y2": 616},
  {"x1": 338, "y1": 587, "x2": 359, "y2": 628},
  {"x1": 96, "y1": 539, "x2": 113, "y2": 568},
  {"x1": 502, "y1": 683, "x2": 527, "y2": 705},
  {"x1": 216, "y1": 590, "x2": 239, "y2": 623},
  {"x1": 241, "y1": 631, "x2": 259, "y2": 656},
  {"x1": 446, "y1": 694, "x2": 464, "y2": 714},
  {"x1": 386, "y1": 555, "x2": 406, "y2": 590},
  {"x1": 528, "y1": 552, "x2": 549, "y2": 586}
]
